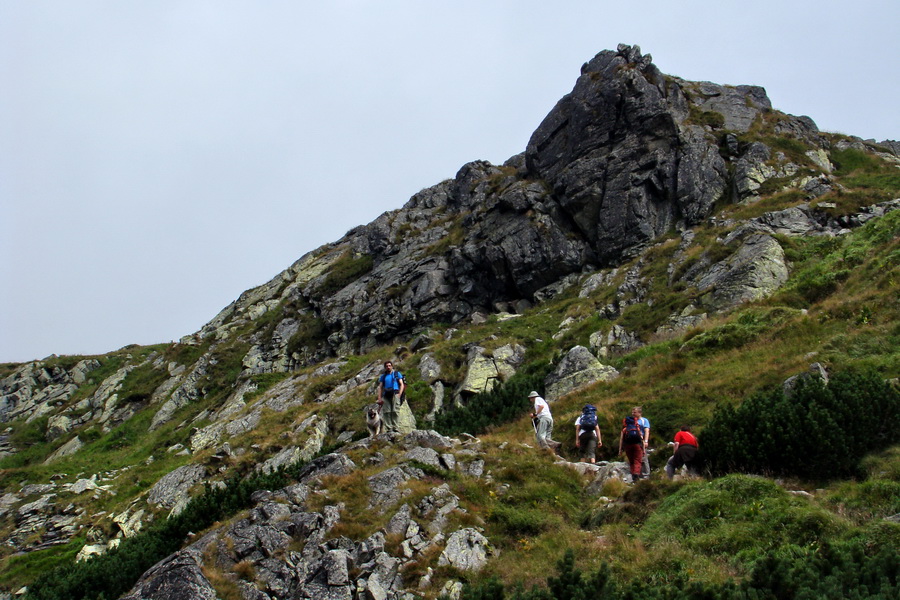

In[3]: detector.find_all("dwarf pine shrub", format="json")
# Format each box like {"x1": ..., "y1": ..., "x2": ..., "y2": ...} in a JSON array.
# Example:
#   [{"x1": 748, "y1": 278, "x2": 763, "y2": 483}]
[
  {"x1": 701, "y1": 369, "x2": 900, "y2": 480},
  {"x1": 433, "y1": 362, "x2": 553, "y2": 437},
  {"x1": 457, "y1": 543, "x2": 900, "y2": 599}
]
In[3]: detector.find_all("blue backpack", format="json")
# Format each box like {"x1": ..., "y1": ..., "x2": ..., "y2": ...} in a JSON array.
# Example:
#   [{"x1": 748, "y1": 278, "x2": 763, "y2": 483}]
[
  {"x1": 580, "y1": 405, "x2": 598, "y2": 430},
  {"x1": 623, "y1": 416, "x2": 645, "y2": 444}
]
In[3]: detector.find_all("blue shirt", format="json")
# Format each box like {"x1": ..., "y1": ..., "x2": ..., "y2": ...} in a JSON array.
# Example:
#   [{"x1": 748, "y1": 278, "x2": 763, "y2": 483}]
[{"x1": 380, "y1": 371, "x2": 404, "y2": 391}]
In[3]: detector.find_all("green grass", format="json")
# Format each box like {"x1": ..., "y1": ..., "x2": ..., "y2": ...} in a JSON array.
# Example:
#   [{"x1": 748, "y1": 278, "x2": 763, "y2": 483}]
[
  {"x1": 0, "y1": 537, "x2": 86, "y2": 592},
  {"x1": 317, "y1": 251, "x2": 374, "y2": 296},
  {"x1": 639, "y1": 475, "x2": 846, "y2": 567},
  {"x1": 687, "y1": 106, "x2": 725, "y2": 129}
]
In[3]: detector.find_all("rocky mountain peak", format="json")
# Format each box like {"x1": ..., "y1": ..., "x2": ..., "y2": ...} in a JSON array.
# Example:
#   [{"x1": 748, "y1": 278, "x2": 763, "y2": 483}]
[{"x1": 171, "y1": 44, "x2": 884, "y2": 366}]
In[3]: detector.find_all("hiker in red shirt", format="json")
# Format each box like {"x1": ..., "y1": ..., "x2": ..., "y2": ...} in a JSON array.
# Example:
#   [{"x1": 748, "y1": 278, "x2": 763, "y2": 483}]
[{"x1": 665, "y1": 426, "x2": 699, "y2": 479}]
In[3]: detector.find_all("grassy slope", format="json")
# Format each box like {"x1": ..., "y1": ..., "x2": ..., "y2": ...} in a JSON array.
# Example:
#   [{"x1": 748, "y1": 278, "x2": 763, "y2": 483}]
[{"x1": 0, "y1": 137, "x2": 898, "y2": 595}]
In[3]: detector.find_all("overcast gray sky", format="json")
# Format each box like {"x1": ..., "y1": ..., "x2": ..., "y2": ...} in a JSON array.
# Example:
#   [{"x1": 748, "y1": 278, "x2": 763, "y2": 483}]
[{"x1": 2, "y1": 1, "x2": 898, "y2": 364}]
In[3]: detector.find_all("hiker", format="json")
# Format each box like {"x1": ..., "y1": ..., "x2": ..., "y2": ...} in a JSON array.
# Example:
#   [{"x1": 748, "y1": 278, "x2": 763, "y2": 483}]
[
  {"x1": 376, "y1": 360, "x2": 405, "y2": 433},
  {"x1": 529, "y1": 391, "x2": 560, "y2": 452},
  {"x1": 574, "y1": 404, "x2": 602, "y2": 463},
  {"x1": 636, "y1": 406, "x2": 651, "y2": 477},
  {"x1": 665, "y1": 426, "x2": 700, "y2": 479},
  {"x1": 619, "y1": 406, "x2": 647, "y2": 483}
]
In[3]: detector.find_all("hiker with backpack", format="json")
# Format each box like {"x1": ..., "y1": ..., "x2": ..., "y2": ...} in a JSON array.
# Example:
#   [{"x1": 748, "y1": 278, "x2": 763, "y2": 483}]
[
  {"x1": 529, "y1": 391, "x2": 561, "y2": 452},
  {"x1": 665, "y1": 426, "x2": 700, "y2": 479},
  {"x1": 574, "y1": 404, "x2": 602, "y2": 463},
  {"x1": 619, "y1": 406, "x2": 648, "y2": 483},
  {"x1": 376, "y1": 360, "x2": 406, "y2": 434}
]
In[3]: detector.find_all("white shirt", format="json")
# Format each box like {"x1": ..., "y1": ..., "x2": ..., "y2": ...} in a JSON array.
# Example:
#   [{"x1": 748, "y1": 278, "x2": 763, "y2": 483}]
[{"x1": 533, "y1": 396, "x2": 551, "y2": 419}]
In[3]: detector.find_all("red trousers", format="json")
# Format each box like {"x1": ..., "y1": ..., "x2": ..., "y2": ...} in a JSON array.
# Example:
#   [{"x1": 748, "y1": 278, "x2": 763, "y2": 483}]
[{"x1": 624, "y1": 443, "x2": 644, "y2": 476}]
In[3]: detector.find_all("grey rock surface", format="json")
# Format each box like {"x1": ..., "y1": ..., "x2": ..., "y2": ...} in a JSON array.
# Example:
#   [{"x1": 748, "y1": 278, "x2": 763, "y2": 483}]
[
  {"x1": 120, "y1": 547, "x2": 218, "y2": 600},
  {"x1": 146, "y1": 464, "x2": 207, "y2": 511},
  {"x1": 525, "y1": 45, "x2": 727, "y2": 264},
  {"x1": 544, "y1": 346, "x2": 619, "y2": 401},
  {"x1": 438, "y1": 528, "x2": 491, "y2": 572},
  {"x1": 783, "y1": 362, "x2": 829, "y2": 398},
  {"x1": 694, "y1": 234, "x2": 789, "y2": 312}
]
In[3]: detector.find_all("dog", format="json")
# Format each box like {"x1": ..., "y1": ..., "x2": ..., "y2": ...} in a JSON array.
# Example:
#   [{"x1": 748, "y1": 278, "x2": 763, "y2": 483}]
[{"x1": 365, "y1": 403, "x2": 384, "y2": 437}]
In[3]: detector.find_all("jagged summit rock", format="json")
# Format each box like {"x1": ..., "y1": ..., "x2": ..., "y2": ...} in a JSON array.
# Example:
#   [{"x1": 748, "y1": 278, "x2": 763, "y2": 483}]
[{"x1": 183, "y1": 43, "x2": 826, "y2": 361}]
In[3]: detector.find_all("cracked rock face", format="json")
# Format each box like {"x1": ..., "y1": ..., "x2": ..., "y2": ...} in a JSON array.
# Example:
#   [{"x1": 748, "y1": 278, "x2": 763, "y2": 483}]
[
  {"x1": 694, "y1": 233, "x2": 789, "y2": 312},
  {"x1": 184, "y1": 45, "x2": 784, "y2": 359},
  {"x1": 146, "y1": 464, "x2": 207, "y2": 513},
  {"x1": 438, "y1": 528, "x2": 492, "y2": 572},
  {"x1": 525, "y1": 45, "x2": 729, "y2": 264},
  {"x1": 121, "y1": 547, "x2": 218, "y2": 600},
  {"x1": 544, "y1": 346, "x2": 619, "y2": 401}
]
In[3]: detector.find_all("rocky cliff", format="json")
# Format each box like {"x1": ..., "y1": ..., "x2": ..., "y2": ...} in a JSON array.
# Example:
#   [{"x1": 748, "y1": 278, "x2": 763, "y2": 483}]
[{"x1": 185, "y1": 44, "x2": 887, "y2": 368}]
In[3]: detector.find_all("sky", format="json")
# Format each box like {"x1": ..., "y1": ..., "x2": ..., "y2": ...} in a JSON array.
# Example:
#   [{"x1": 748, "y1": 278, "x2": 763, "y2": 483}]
[{"x1": 1, "y1": 1, "x2": 898, "y2": 364}]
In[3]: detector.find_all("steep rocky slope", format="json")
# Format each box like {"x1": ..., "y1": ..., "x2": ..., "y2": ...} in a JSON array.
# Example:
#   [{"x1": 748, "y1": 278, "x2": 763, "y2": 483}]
[{"x1": 1, "y1": 45, "x2": 898, "y2": 599}]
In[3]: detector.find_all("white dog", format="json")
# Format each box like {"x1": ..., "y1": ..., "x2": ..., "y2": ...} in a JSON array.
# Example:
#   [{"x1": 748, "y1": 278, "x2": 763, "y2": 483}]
[{"x1": 365, "y1": 403, "x2": 384, "y2": 437}]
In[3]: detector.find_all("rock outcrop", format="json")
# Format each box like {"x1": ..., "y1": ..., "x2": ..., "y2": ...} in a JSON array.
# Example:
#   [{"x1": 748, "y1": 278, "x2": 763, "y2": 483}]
[
  {"x1": 544, "y1": 346, "x2": 619, "y2": 401},
  {"x1": 180, "y1": 44, "x2": 834, "y2": 363},
  {"x1": 118, "y1": 431, "x2": 490, "y2": 599}
]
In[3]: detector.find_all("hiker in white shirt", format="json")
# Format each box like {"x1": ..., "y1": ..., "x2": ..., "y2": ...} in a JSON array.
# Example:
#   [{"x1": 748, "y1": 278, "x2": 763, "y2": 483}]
[{"x1": 529, "y1": 391, "x2": 560, "y2": 452}]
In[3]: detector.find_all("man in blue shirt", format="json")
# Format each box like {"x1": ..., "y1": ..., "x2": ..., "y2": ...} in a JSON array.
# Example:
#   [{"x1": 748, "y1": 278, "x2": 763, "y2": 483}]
[
  {"x1": 636, "y1": 406, "x2": 651, "y2": 477},
  {"x1": 377, "y1": 360, "x2": 406, "y2": 433}
]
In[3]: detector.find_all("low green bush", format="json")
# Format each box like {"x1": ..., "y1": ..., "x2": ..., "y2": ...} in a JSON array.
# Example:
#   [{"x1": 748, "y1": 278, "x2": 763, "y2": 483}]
[
  {"x1": 456, "y1": 543, "x2": 900, "y2": 599},
  {"x1": 489, "y1": 504, "x2": 550, "y2": 537},
  {"x1": 639, "y1": 475, "x2": 844, "y2": 564},
  {"x1": 680, "y1": 308, "x2": 796, "y2": 356},
  {"x1": 433, "y1": 362, "x2": 553, "y2": 437},
  {"x1": 701, "y1": 370, "x2": 900, "y2": 479}
]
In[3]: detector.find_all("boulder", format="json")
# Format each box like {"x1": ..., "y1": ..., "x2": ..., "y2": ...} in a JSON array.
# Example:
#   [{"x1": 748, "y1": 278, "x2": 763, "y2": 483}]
[
  {"x1": 418, "y1": 353, "x2": 442, "y2": 383},
  {"x1": 418, "y1": 484, "x2": 463, "y2": 534},
  {"x1": 437, "y1": 528, "x2": 491, "y2": 572},
  {"x1": 425, "y1": 381, "x2": 446, "y2": 423},
  {"x1": 43, "y1": 435, "x2": 83, "y2": 464},
  {"x1": 146, "y1": 464, "x2": 207, "y2": 513},
  {"x1": 295, "y1": 453, "x2": 357, "y2": 486},
  {"x1": 544, "y1": 346, "x2": 619, "y2": 401},
  {"x1": 368, "y1": 466, "x2": 423, "y2": 511},
  {"x1": 589, "y1": 325, "x2": 643, "y2": 359},
  {"x1": 783, "y1": 363, "x2": 829, "y2": 398},
  {"x1": 586, "y1": 462, "x2": 633, "y2": 494},
  {"x1": 655, "y1": 306, "x2": 707, "y2": 338},
  {"x1": 394, "y1": 397, "x2": 418, "y2": 435},
  {"x1": 75, "y1": 543, "x2": 107, "y2": 562},
  {"x1": 402, "y1": 447, "x2": 443, "y2": 469},
  {"x1": 120, "y1": 547, "x2": 218, "y2": 600},
  {"x1": 694, "y1": 234, "x2": 789, "y2": 312},
  {"x1": 401, "y1": 430, "x2": 455, "y2": 451},
  {"x1": 455, "y1": 346, "x2": 500, "y2": 402},
  {"x1": 385, "y1": 504, "x2": 414, "y2": 537}
]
